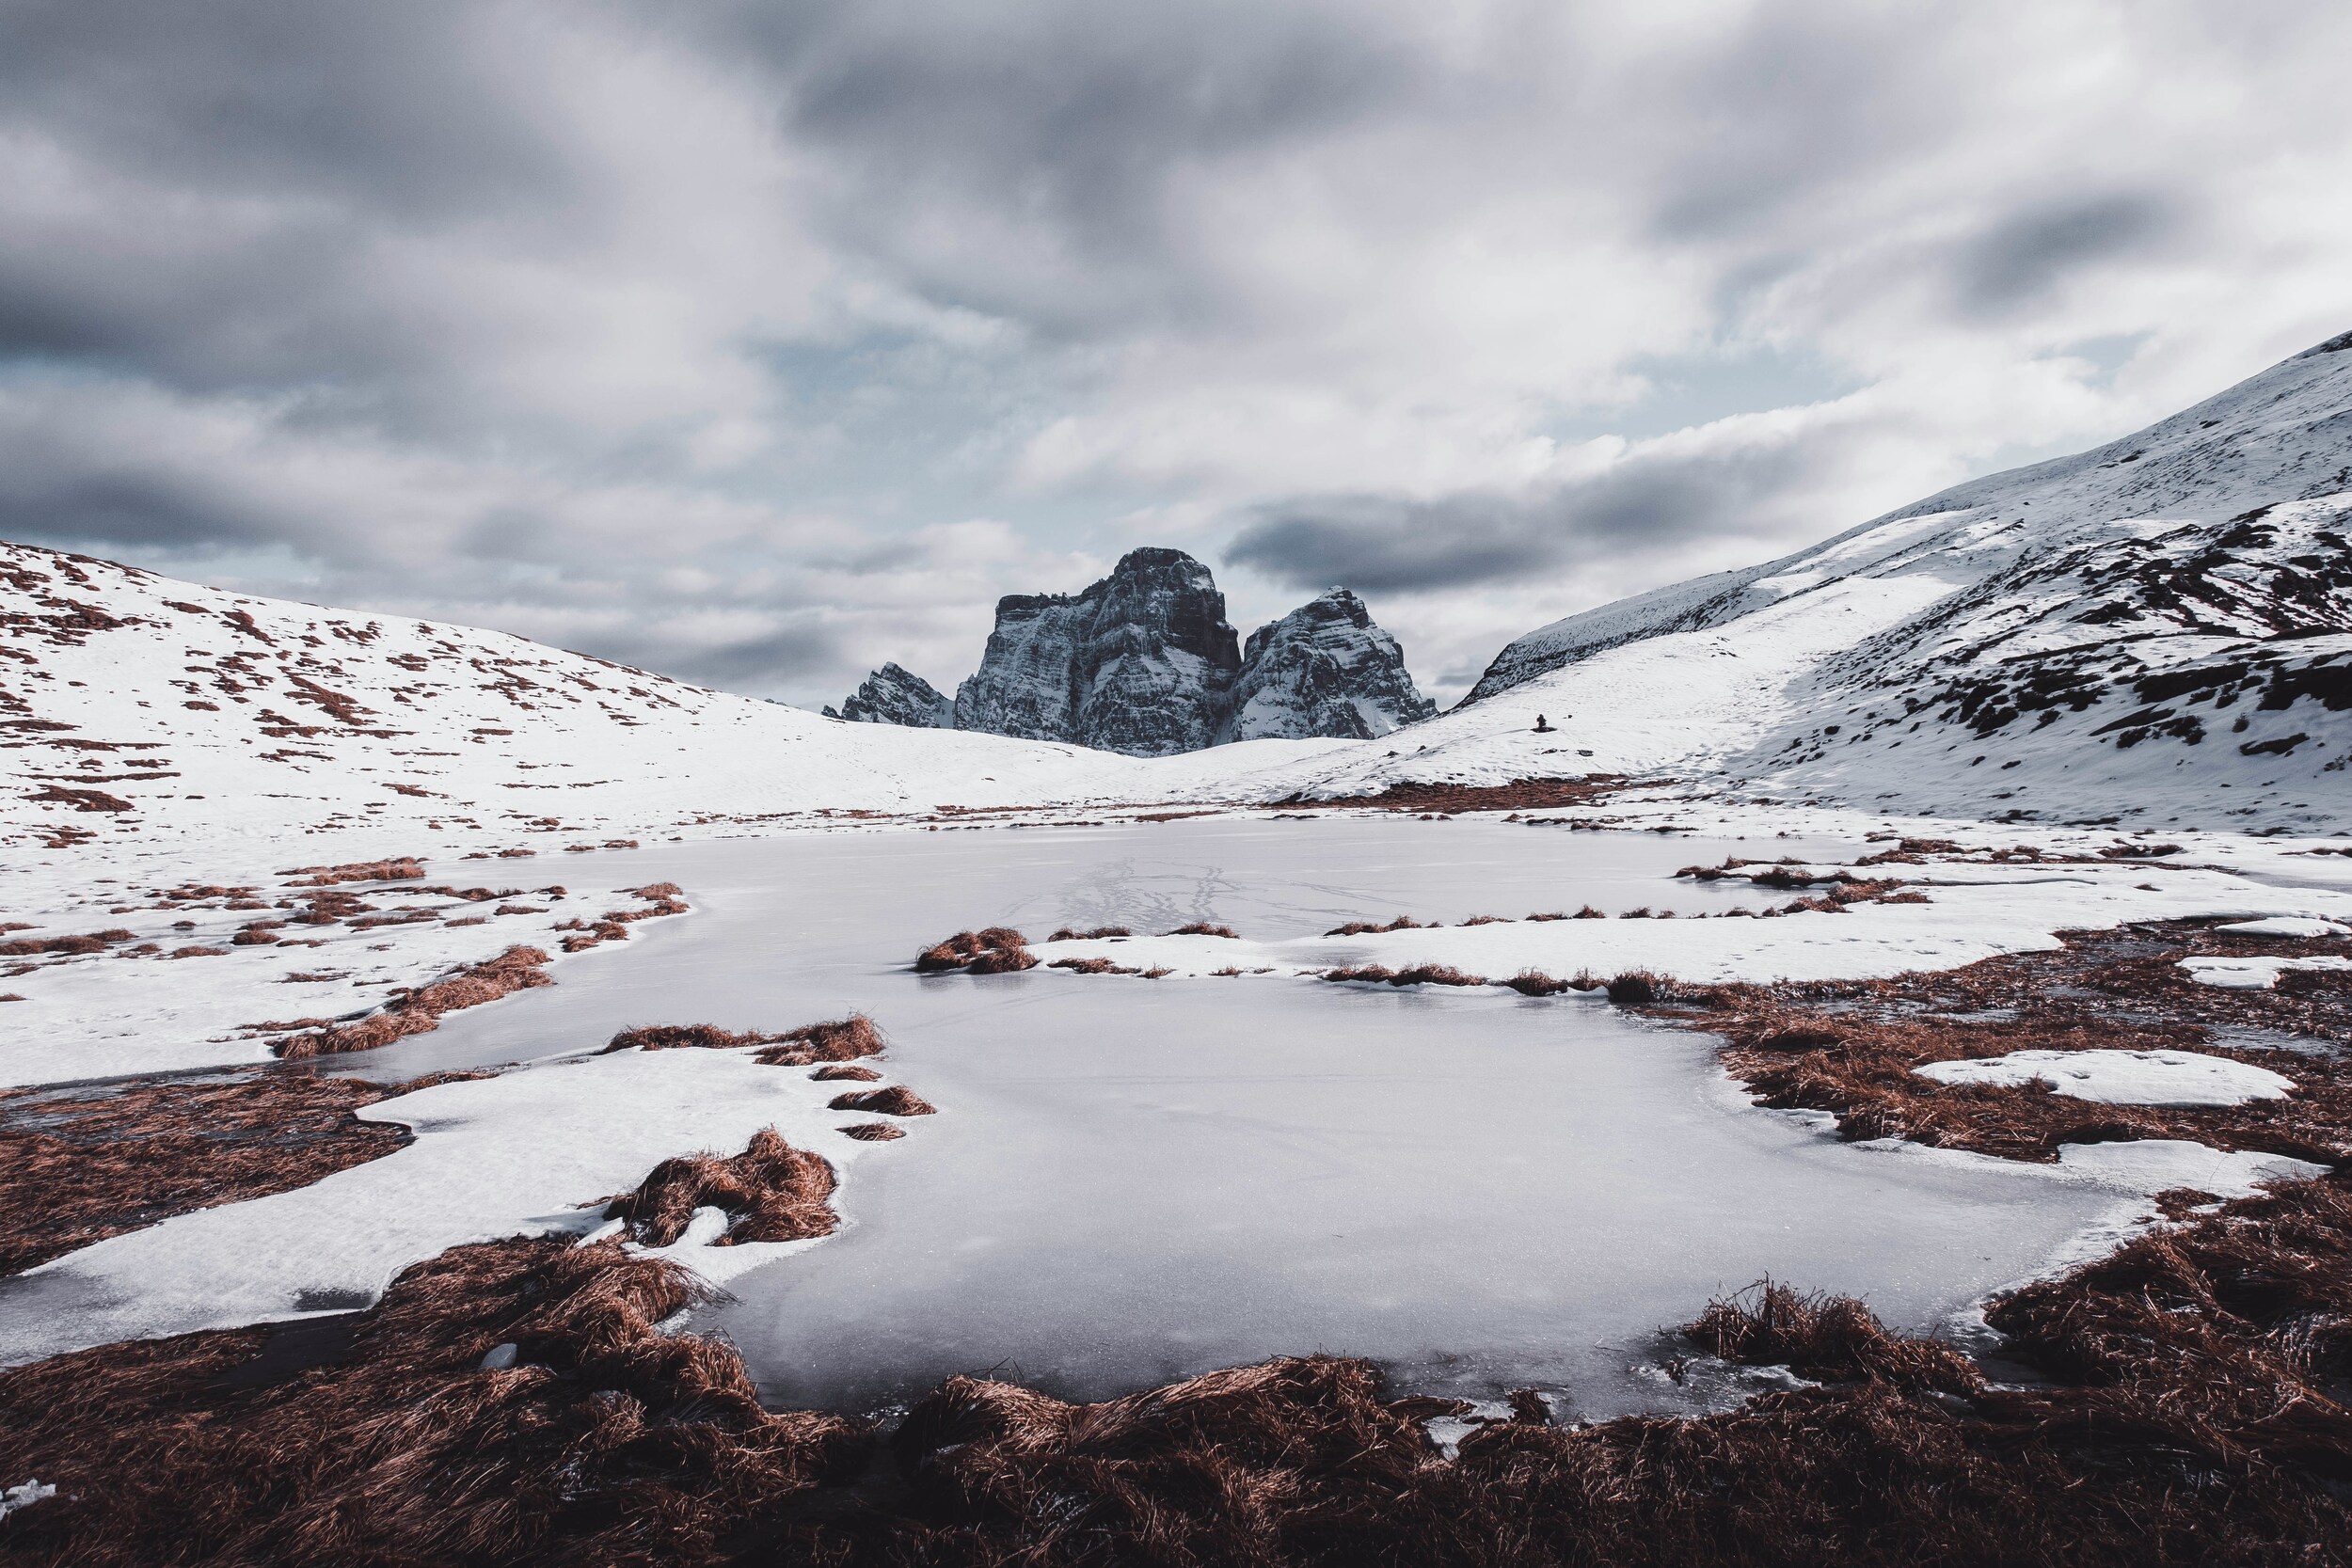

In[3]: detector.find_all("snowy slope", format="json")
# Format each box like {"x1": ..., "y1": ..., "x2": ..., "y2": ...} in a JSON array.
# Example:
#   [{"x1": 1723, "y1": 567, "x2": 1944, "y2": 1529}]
[
  {"x1": 0, "y1": 540, "x2": 1355, "y2": 862},
  {"x1": 1334, "y1": 331, "x2": 2352, "y2": 832}
]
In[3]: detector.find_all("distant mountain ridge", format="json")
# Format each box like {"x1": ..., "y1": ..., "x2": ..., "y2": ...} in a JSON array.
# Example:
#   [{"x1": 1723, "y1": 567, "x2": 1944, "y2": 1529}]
[{"x1": 836, "y1": 548, "x2": 1434, "y2": 756}]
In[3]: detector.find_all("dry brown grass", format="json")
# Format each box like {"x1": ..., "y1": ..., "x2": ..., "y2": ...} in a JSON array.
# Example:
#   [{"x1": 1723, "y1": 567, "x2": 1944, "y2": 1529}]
[
  {"x1": 826, "y1": 1085, "x2": 936, "y2": 1117},
  {"x1": 1324, "y1": 915, "x2": 1425, "y2": 936},
  {"x1": 1047, "y1": 957, "x2": 1130, "y2": 974},
  {"x1": 1605, "y1": 969, "x2": 1668, "y2": 1005},
  {"x1": 1322, "y1": 963, "x2": 1486, "y2": 988},
  {"x1": 1046, "y1": 925, "x2": 1132, "y2": 941},
  {"x1": 273, "y1": 945, "x2": 552, "y2": 1059},
  {"x1": 1655, "y1": 921, "x2": 2352, "y2": 1164},
  {"x1": 0, "y1": 1233, "x2": 863, "y2": 1566},
  {"x1": 1168, "y1": 922, "x2": 1240, "y2": 938},
  {"x1": 598, "y1": 1014, "x2": 888, "y2": 1069},
  {"x1": 279, "y1": 858, "x2": 426, "y2": 887},
  {"x1": 915, "y1": 927, "x2": 1035, "y2": 973},
  {"x1": 0, "y1": 1071, "x2": 408, "y2": 1275},
  {"x1": 603, "y1": 1128, "x2": 839, "y2": 1245},
  {"x1": 1286, "y1": 775, "x2": 1626, "y2": 812}
]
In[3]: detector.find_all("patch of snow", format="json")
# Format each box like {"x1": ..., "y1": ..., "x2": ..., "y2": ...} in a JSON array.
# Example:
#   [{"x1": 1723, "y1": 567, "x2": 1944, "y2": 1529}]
[
  {"x1": 2180, "y1": 954, "x2": 2352, "y2": 990},
  {"x1": 1913, "y1": 1049, "x2": 2295, "y2": 1106},
  {"x1": 2213, "y1": 916, "x2": 2350, "y2": 938},
  {"x1": 0, "y1": 1479, "x2": 56, "y2": 1521},
  {"x1": 2055, "y1": 1139, "x2": 2329, "y2": 1198}
]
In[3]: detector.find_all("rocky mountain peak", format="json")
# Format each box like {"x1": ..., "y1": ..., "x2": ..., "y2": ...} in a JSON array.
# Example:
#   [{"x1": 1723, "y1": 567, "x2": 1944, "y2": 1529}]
[
  {"x1": 839, "y1": 548, "x2": 1432, "y2": 755},
  {"x1": 831, "y1": 662, "x2": 953, "y2": 728},
  {"x1": 952, "y1": 547, "x2": 1243, "y2": 755},
  {"x1": 1219, "y1": 588, "x2": 1436, "y2": 743}
]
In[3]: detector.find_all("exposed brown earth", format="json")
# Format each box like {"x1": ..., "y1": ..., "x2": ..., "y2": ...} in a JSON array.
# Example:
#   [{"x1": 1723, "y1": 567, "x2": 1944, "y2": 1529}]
[
  {"x1": 1637, "y1": 920, "x2": 2351, "y2": 1166},
  {"x1": 1289, "y1": 774, "x2": 1628, "y2": 812}
]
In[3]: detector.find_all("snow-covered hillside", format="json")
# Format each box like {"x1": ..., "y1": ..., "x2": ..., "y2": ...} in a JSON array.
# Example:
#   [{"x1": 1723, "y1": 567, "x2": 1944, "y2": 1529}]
[
  {"x1": 0, "y1": 540, "x2": 1353, "y2": 863},
  {"x1": 1391, "y1": 330, "x2": 2352, "y2": 832}
]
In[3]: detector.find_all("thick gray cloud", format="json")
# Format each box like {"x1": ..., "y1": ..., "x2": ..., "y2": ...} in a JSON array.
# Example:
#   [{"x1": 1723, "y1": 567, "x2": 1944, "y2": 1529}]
[
  {"x1": 1228, "y1": 428, "x2": 1835, "y2": 594},
  {"x1": 0, "y1": 0, "x2": 2347, "y2": 708},
  {"x1": 1958, "y1": 195, "x2": 2176, "y2": 314}
]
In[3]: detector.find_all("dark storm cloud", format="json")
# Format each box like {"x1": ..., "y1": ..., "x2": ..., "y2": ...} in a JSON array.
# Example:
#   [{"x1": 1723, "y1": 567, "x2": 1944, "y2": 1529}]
[
  {"x1": 0, "y1": 0, "x2": 573, "y2": 400},
  {"x1": 1649, "y1": 9, "x2": 1928, "y2": 241},
  {"x1": 666, "y1": 621, "x2": 843, "y2": 686},
  {"x1": 1958, "y1": 195, "x2": 2174, "y2": 313},
  {"x1": 1227, "y1": 439, "x2": 1828, "y2": 594},
  {"x1": 695, "y1": 0, "x2": 1419, "y2": 328},
  {"x1": 0, "y1": 468, "x2": 268, "y2": 551}
]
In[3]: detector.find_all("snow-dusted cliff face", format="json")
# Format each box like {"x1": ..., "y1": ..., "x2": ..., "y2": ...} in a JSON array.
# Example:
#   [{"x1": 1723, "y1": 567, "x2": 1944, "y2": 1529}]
[
  {"x1": 1344, "y1": 330, "x2": 2350, "y2": 831},
  {"x1": 832, "y1": 663, "x2": 952, "y2": 728},
  {"x1": 1218, "y1": 589, "x2": 1437, "y2": 743},
  {"x1": 946, "y1": 549, "x2": 1432, "y2": 755},
  {"x1": 952, "y1": 547, "x2": 1243, "y2": 755}
]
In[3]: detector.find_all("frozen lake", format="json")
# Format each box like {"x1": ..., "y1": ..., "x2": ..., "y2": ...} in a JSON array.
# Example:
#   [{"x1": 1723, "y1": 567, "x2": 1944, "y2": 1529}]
[{"x1": 341, "y1": 815, "x2": 2123, "y2": 1417}]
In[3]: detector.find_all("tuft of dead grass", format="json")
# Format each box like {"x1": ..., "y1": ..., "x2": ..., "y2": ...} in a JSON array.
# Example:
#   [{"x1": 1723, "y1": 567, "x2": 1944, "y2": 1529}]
[
  {"x1": 273, "y1": 945, "x2": 551, "y2": 1059},
  {"x1": 1502, "y1": 970, "x2": 1574, "y2": 996},
  {"x1": 604, "y1": 1128, "x2": 839, "y2": 1246},
  {"x1": 598, "y1": 1014, "x2": 889, "y2": 1068},
  {"x1": 1167, "y1": 922, "x2": 1240, "y2": 938},
  {"x1": 827, "y1": 1085, "x2": 936, "y2": 1117},
  {"x1": 916, "y1": 927, "x2": 1035, "y2": 973}
]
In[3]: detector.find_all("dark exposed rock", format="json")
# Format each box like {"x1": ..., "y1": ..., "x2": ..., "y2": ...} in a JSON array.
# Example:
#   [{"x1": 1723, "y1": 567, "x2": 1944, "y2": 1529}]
[
  {"x1": 1217, "y1": 588, "x2": 1435, "y2": 742},
  {"x1": 952, "y1": 548, "x2": 1242, "y2": 755},
  {"x1": 836, "y1": 662, "x2": 953, "y2": 729},
  {"x1": 946, "y1": 549, "x2": 1432, "y2": 754}
]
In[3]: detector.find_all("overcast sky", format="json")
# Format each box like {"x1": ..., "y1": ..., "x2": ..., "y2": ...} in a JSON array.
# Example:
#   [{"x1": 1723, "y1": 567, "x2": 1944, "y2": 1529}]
[{"x1": 3, "y1": 1, "x2": 2348, "y2": 707}]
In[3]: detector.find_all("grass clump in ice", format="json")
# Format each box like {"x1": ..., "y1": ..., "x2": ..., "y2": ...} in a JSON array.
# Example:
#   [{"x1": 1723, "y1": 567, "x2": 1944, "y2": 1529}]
[
  {"x1": 826, "y1": 1085, "x2": 936, "y2": 1117},
  {"x1": 604, "y1": 1128, "x2": 840, "y2": 1246},
  {"x1": 916, "y1": 927, "x2": 1036, "y2": 974}
]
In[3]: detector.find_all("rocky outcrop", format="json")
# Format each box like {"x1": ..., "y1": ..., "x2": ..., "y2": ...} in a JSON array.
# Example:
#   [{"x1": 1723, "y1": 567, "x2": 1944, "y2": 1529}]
[
  {"x1": 831, "y1": 663, "x2": 952, "y2": 728},
  {"x1": 835, "y1": 548, "x2": 1433, "y2": 754},
  {"x1": 1216, "y1": 589, "x2": 1436, "y2": 742},
  {"x1": 952, "y1": 548, "x2": 1244, "y2": 755}
]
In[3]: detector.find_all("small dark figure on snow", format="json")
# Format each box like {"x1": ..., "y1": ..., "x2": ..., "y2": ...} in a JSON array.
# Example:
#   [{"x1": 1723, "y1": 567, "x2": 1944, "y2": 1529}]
[{"x1": 1533, "y1": 714, "x2": 1552, "y2": 733}]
